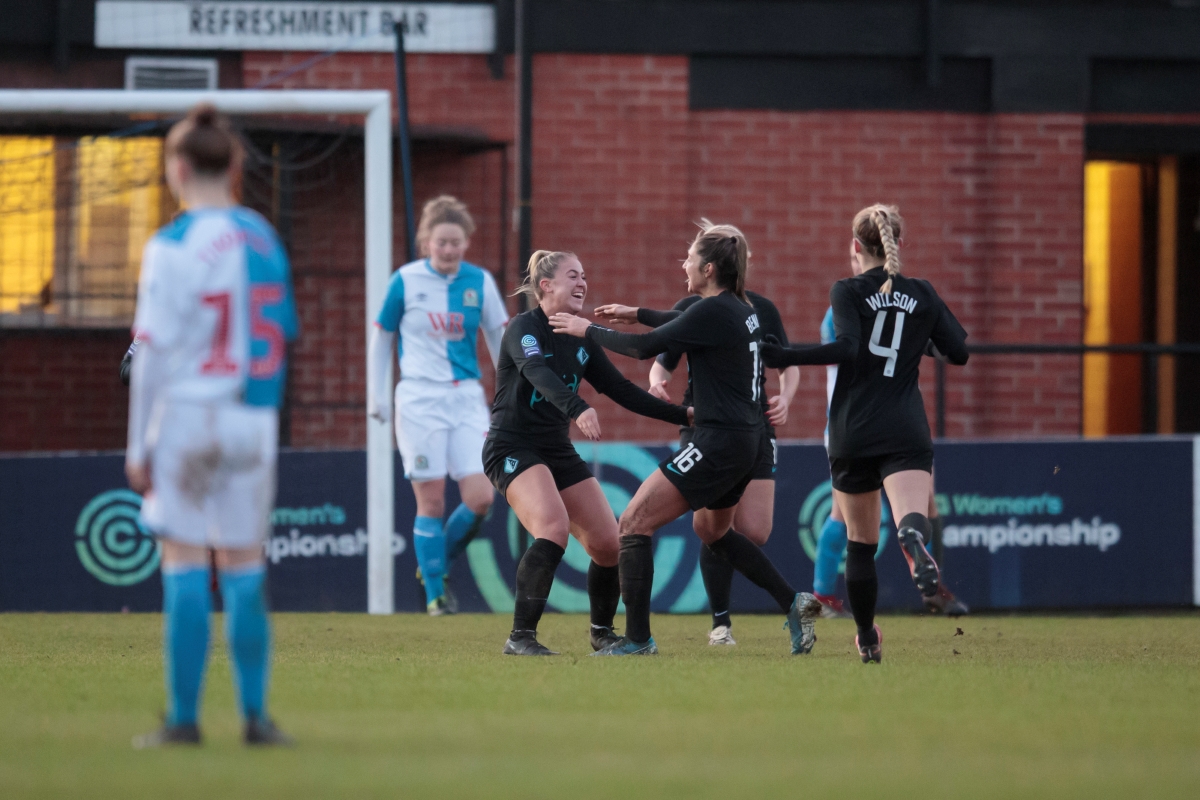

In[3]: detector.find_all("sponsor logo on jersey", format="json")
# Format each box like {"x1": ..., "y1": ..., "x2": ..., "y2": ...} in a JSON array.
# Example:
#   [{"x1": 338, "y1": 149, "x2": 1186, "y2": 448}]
[
  {"x1": 504, "y1": 457, "x2": 519, "y2": 474},
  {"x1": 521, "y1": 334, "x2": 541, "y2": 357},
  {"x1": 866, "y1": 292, "x2": 918, "y2": 314},
  {"x1": 462, "y1": 288, "x2": 480, "y2": 308},
  {"x1": 576, "y1": 346, "x2": 589, "y2": 365},
  {"x1": 530, "y1": 374, "x2": 579, "y2": 408},
  {"x1": 427, "y1": 312, "x2": 466, "y2": 339},
  {"x1": 745, "y1": 313, "x2": 760, "y2": 333}
]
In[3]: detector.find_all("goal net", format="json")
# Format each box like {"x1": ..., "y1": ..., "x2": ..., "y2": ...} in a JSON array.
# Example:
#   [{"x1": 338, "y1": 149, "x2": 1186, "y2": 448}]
[{"x1": 0, "y1": 90, "x2": 398, "y2": 613}]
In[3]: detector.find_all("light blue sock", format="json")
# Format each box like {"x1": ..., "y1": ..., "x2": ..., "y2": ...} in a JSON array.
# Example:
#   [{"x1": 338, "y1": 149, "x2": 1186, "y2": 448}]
[
  {"x1": 813, "y1": 517, "x2": 848, "y2": 596},
  {"x1": 413, "y1": 516, "x2": 446, "y2": 604},
  {"x1": 162, "y1": 566, "x2": 211, "y2": 726},
  {"x1": 444, "y1": 503, "x2": 488, "y2": 564},
  {"x1": 218, "y1": 564, "x2": 271, "y2": 721}
]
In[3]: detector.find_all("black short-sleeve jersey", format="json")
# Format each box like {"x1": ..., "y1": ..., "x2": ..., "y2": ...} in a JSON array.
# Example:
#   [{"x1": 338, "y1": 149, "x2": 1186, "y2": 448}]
[
  {"x1": 489, "y1": 307, "x2": 689, "y2": 445},
  {"x1": 648, "y1": 290, "x2": 788, "y2": 410},
  {"x1": 587, "y1": 291, "x2": 766, "y2": 431},
  {"x1": 762, "y1": 266, "x2": 968, "y2": 458}
]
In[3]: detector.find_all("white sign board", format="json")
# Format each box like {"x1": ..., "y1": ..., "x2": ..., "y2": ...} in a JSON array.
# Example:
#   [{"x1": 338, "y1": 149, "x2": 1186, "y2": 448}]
[{"x1": 95, "y1": 1, "x2": 495, "y2": 53}]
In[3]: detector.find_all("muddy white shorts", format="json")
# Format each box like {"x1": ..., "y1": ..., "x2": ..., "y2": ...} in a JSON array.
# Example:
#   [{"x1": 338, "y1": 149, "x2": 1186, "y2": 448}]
[
  {"x1": 140, "y1": 400, "x2": 279, "y2": 549},
  {"x1": 394, "y1": 379, "x2": 489, "y2": 481}
]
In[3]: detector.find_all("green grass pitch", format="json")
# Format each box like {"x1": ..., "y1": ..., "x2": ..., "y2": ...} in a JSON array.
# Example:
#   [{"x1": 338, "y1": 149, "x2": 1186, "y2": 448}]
[{"x1": 2, "y1": 612, "x2": 1198, "y2": 798}]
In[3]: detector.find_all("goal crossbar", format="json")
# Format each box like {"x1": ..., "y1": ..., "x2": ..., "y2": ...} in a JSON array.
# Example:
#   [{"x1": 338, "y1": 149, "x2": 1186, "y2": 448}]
[{"x1": 0, "y1": 89, "x2": 396, "y2": 614}]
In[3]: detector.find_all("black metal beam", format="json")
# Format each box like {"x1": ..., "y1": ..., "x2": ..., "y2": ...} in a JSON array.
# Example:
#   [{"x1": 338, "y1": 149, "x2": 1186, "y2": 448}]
[{"x1": 515, "y1": 0, "x2": 533, "y2": 288}]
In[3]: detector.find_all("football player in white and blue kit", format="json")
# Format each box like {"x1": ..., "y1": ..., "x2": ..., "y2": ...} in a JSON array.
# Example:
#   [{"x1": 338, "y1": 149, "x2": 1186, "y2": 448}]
[
  {"x1": 126, "y1": 105, "x2": 296, "y2": 747},
  {"x1": 368, "y1": 196, "x2": 508, "y2": 614}
]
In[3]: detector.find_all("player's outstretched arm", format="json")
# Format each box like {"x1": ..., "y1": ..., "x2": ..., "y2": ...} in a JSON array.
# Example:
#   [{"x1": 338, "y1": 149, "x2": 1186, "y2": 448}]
[
  {"x1": 367, "y1": 326, "x2": 395, "y2": 423},
  {"x1": 584, "y1": 345, "x2": 689, "y2": 426},
  {"x1": 761, "y1": 284, "x2": 860, "y2": 368},
  {"x1": 551, "y1": 302, "x2": 719, "y2": 361}
]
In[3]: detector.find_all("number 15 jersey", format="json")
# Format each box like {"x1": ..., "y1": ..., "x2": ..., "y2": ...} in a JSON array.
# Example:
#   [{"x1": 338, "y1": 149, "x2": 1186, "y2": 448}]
[
  {"x1": 132, "y1": 207, "x2": 298, "y2": 408},
  {"x1": 826, "y1": 266, "x2": 967, "y2": 459}
]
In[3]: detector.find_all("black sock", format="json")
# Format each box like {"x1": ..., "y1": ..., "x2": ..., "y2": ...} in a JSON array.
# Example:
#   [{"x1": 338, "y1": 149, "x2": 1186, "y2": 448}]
[
  {"x1": 587, "y1": 561, "x2": 620, "y2": 630},
  {"x1": 708, "y1": 530, "x2": 795, "y2": 613},
  {"x1": 845, "y1": 540, "x2": 878, "y2": 644},
  {"x1": 898, "y1": 512, "x2": 932, "y2": 543},
  {"x1": 929, "y1": 516, "x2": 945, "y2": 566},
  {"x1": 699, "y1": 542, "x2": 735, "y2": 629},
  {"x1": 512, "y1": 539, "x2": 564, "y2": 633},
  {"x1": 619, "y1": 535, "x2": 654, "y2": 643}
]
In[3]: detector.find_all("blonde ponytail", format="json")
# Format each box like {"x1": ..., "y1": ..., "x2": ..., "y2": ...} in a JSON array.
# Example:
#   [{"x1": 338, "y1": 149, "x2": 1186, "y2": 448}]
[
  {"x1": 852, "y1": 204, "x2": 904, "y2": 294},
  {"x1": 513, "y1": 250, "x2": 575, "y2": 308}
]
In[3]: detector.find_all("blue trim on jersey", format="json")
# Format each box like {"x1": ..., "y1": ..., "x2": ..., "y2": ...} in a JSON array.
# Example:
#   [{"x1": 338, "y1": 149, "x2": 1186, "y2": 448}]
[
  {"x1": 821, "y1": 305, "x2": 835, "y2": 435},
  {"x1": 154, "y1": 212, "x2": 196, "y2": 243},
  {"x1": 377, "y1": 268, "x2": 406, "y2": 336},
  {"x1": 446, "y1": 263, "x2": 487, "y2": 380},
  {"x1": 232, "y1": 207, "x2": 297, "y2": 408},
  {"x1": 820, "y1": 306, "x2": 836, "y2": 345}
]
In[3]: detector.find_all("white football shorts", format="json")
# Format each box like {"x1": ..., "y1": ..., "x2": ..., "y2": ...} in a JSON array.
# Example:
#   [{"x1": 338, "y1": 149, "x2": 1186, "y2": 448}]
[
  {"x1": 394, "y1": 378, "x2": 489, "y2": 481},
  {"x1": 140, "y1": 401, "x2": 279, "y2": 549}
]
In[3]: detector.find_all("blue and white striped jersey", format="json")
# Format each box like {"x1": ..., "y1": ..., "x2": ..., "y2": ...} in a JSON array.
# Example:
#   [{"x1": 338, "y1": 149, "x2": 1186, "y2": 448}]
[
  {"x1": 376, "y1": 259, "x2": 508, "y2": 382},
  {"x1": 132, "y1": 207, "x2": 298, "y2": 408}
]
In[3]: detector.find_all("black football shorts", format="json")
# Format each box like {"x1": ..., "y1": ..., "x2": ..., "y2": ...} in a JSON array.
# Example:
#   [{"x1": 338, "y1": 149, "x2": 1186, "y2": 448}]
[
  {"x1": 828, "y1": 449, "x2": 934, "y2": 494},
  {"x1": 483, "y1": 435, "x2": 594, "y2": 497},
  {"x1": 662, "y1": 426, "x2": 762, "y2": 511}
]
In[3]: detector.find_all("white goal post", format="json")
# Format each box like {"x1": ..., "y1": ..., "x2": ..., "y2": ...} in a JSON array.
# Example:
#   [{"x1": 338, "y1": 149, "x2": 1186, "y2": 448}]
[{"x1": 0, "y1": 89, "x2": 397, "y2": 614}]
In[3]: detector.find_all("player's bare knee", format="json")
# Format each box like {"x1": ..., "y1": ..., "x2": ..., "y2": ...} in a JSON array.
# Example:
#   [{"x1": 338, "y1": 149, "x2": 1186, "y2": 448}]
[
  {"x1": 618, "y1": 509, "x2": 643, "y2": 538},
  {"x1": 735, "y1": 517, "x2": 772, "y2": 546},
  {"x1": 585, "y1": 537, "x2": 619, "y2": 568}
]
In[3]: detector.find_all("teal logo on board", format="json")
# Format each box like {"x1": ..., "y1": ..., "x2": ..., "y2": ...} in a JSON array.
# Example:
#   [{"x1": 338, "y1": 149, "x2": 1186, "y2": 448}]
[
  {"x1": 796, "y1": 480, "x2": 889, "y2": 569},
  {"x1": 75, "y1": 490, "x2": 160, "y2": 586}
]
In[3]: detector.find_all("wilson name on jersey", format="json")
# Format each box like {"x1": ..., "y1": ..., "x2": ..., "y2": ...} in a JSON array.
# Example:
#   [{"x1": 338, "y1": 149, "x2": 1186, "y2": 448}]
[{"x1": 826, "y1": 267, "x2": 967, "y2": 458}]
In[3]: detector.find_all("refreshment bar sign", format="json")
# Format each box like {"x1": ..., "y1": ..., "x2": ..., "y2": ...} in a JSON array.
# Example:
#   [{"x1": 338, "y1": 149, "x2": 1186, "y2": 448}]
[{"x1": 95, "y1": 1, "x2": 495, "y2": 53}]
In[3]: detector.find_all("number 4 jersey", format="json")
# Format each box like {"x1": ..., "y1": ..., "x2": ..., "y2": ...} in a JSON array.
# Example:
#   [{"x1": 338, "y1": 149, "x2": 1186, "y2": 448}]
[
  {"x1": 763, "y1": 265, "x2": 968, "y2": 459},
  {"x1": 824, "y1": 266, "x2": 967, "y2": 459},
  {"x1": 132, "y1": 207, "x2": 299, "y2": 408}
]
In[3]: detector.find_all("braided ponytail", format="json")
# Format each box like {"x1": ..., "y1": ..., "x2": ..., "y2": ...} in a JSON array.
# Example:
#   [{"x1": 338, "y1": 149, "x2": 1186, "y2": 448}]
[{"x1": 852, "y1": 204, "x2": 904, "y2": 294}]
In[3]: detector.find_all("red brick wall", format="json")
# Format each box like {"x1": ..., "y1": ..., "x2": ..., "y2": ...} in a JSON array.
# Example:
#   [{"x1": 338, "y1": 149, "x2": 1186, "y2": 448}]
[
  {"x1": 0, "y1": 331, "x2": 130, "y2": 452},
  {"x1": 242, "y1": 51, "x2": 1085, "y2": 446},
  {"x1": 0, "y1": 52, "x2": 1088, "y2": 451}
]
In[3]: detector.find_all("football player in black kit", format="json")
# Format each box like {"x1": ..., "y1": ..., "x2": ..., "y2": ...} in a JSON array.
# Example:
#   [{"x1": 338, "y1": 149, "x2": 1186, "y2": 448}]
[
  {"x1": 551, "y1": 223, "x2": 821, "y2": 656},
  {"x1": 761, "y1": 204, "x2": 969, "y2": 664},
  {"x1": 484, "y1": 250, "x2": 692, "y2": 656},
  {"x1": 592, "y1": 282, "x2": 799, "y2": 646}
]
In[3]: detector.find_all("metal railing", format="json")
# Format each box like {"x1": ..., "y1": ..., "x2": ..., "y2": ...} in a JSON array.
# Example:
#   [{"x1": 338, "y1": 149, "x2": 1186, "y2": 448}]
[{"x1": 933, "y1": 342, "x2": 1200, "y2": 437}]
